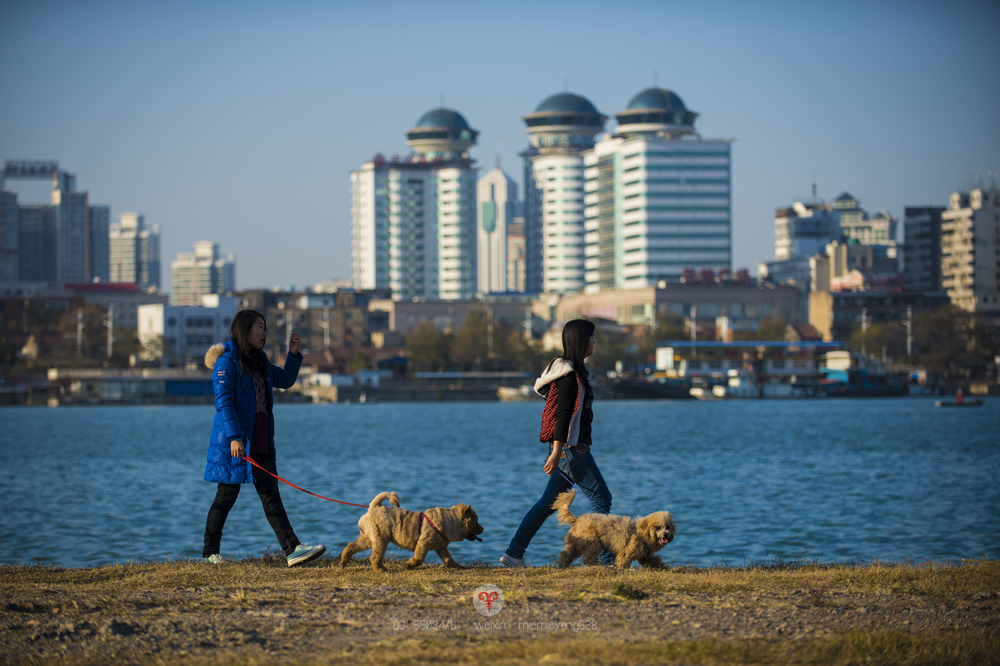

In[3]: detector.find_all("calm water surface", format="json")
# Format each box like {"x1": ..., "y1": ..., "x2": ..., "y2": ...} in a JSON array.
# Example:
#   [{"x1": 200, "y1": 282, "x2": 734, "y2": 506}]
[{"x1": 1, "y1": 398, "x2": 997, "y2": 568}]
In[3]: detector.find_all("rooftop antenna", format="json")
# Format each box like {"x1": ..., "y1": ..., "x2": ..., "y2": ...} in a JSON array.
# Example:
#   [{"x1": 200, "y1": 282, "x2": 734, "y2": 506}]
[
  {"x1": 495, "y1": 139, "x2": 501, "y2": 169},
  {"x1": 812, "y1": 171, "x2": 817, "y2": 202}
]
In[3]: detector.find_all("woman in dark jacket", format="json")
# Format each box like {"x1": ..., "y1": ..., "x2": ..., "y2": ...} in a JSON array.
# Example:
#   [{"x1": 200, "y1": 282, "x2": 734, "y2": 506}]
[
  {"x1": 201, "y1": 309, "x2": 325, "y2": 567},
  {"x1": 500, "y1": 319, "x2": 612, "y2": 567}
]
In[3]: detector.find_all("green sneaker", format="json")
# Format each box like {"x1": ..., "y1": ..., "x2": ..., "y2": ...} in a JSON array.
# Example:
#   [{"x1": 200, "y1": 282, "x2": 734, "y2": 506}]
[
  {"x1": 203, "y1": 554, "x2": 224, "y2": 564},
  {"x1": 287, "y1": 543, "x2": 326, "y2": 567}
]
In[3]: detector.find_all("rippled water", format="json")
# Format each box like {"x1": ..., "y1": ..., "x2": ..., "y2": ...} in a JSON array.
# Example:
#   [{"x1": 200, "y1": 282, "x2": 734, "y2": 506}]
[{"x1": 1, "y1": 398, "x2": 997, "y2": 568}]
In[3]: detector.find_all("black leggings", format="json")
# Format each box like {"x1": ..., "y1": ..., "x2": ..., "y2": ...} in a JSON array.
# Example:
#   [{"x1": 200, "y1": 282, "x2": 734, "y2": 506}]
[{"x1": 203, "y1": 454, "x2": 300, "y2": 557}]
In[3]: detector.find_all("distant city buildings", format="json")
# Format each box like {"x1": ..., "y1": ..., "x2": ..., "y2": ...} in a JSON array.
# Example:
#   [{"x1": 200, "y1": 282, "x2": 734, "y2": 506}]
[
  {"x1": 583, "y1": 88, "x2": 732, "y2": 292},
  {"x1": 170, "y1": 241, "x2": 235, "y2": 306},
  {"x1": 351, "y1": 108, "x2": 479, "y2": 301},
  {"x1": 521, "y1": 93, "x2": 606, "y2": 294},
  {"x1": 773, "y1": 200, "x2": 839, "y2": 262},
  {"x1": 476, "y1": 162, "x2": 518, "y2": 294},
  {"x1": 138, "y1": 294, "x2": 238, "y2": 362},
  {"x1": 941, "y1": 187, "x2": 999, "y2": 318},
  {"x1": 0, "y1": 161, "x2": 110, "y2": 284},
  {"x1": 88, "y1": 205, "x2": 110, "y2": 283},
  {"x1": 902, "y1": 206, "x2": 945, "y2": 292},
  {"x1": 109, "y1": 212, "x2": 161, "y2": 292}
]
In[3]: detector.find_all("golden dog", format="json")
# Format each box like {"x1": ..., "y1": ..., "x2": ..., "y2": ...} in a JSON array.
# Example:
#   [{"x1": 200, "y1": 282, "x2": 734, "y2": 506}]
[
  {"x1": 340, "y1": 492, "x2": 484, "y2": 571},
  {"x1": 552, "y1": 490, "x2": 675, "y2": 569}
]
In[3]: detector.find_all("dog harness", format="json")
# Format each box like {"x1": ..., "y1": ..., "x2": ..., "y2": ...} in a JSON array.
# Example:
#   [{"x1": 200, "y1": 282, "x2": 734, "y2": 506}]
[{"x1": 419, "y1": 513, "x2": 447, "y2": 540}]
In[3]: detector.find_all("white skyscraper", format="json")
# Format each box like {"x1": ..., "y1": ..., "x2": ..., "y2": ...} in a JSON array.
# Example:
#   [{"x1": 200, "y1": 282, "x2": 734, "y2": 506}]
[
  {"x1": 477, "y1": 162, "x2": 518, "y2": 294},
  {"x1": 171, "y1": 241, "x2": 235, "y2": 306},
  {"x1": 583, "y1": 88, "x2": 732, "y2": 291},
  {"x1": 109, "y1": 212, "x2": 161, "y2": 291},
  {"x1": 521, "y1": 93, "x2": 607, "y2": 294},
  {"x1": 351, "y1": 108, "x2": 479, "y2": 301}
]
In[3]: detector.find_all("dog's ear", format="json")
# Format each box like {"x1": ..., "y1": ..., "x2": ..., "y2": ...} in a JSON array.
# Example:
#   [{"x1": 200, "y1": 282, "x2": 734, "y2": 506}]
[
  {"x1": 459, "y1": 503, "x2": 472, "y2": 516},
  {"x1": 636, "y1": 515, "x2": 657, "y2": 542}
]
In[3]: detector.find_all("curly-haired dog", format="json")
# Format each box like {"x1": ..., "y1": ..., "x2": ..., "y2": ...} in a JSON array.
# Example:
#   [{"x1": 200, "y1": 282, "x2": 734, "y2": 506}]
[
  {"x1": 340, "y1": 492, "x2": 484, "y2": 571},
  {"x1": 552, "y1": 490, "x2": 675, "y2": 569}
]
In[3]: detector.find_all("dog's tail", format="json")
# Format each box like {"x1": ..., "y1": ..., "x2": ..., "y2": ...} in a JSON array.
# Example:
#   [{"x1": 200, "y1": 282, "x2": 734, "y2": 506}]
[
  {"x1": 552, "y1": 490, "x2": 577, "y2": 526},
  {"x1": 369, "y1": 492, "x2": 401, "y2": 508}
]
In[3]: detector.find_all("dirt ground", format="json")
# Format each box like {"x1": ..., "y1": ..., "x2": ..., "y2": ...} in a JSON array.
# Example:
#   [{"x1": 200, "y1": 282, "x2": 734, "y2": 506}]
[{"x1": 1, "y1": 556, "x2": 998, "y2": 665}]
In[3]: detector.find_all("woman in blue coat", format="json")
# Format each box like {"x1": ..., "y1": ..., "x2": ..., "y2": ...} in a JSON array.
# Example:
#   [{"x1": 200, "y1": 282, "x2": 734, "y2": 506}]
[{"x1": 201, "y1": 309, "x2": 325, "y2": 566}]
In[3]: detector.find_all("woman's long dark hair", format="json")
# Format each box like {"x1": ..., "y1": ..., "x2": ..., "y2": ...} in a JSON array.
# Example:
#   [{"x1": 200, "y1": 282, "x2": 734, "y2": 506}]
[
  {"x1": 559, "y1": 318, "x2": 595, "y2": 387},
  {"x1": 230, "y1": 309, "x2": 269, "y2": 377}
]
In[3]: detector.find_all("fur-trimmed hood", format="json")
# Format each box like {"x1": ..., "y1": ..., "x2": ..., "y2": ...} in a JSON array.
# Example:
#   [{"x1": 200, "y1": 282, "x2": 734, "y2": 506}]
[
  {"x1": 204, "y1": 342, "x2": 229, "y2": 369},
  {"x1": 533, "y1": 357, "x2": 575, "y2": 397}
]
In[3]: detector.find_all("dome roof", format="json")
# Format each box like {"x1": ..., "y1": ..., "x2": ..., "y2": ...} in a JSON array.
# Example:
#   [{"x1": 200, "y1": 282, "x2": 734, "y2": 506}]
[
  {"x1": 414, "y1": 108, "x2": 471, "y2": 130},
  {"x1": 534, "y1": 93, "x2": 600, "y2": 115},
  {"x1": 614, "y1": 87, "x2": 698, "y2": 137},
  {"x1": 626, "y1": 87, "x2": 688, "y2": 111}
]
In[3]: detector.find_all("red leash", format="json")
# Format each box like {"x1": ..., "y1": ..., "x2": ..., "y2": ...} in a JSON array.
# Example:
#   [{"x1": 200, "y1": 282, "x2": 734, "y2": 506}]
[{"x1": 242, "y1": 455, "x2": 369, "y2": 508}]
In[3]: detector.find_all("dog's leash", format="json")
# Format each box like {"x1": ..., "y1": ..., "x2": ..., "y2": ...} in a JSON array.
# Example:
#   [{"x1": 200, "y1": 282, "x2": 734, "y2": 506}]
[{"x1": 242, "y1": 455, "x2": 369, "y2": 508}]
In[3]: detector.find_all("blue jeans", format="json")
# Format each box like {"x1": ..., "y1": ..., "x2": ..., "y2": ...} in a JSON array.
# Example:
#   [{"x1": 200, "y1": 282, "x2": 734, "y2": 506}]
[{"x1": 505, "y1": 447, "x2": 613, "y2": 564}]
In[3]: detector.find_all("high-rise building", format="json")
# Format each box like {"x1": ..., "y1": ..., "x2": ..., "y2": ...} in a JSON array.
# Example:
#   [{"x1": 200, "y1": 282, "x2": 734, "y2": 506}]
[
  {"x1": 1, "y1": 161, "x2": 108, "y2": 284},
  {"x1": 0, "y1": 190, "x2": 17, "y2": 282},
  {"x1": 171, "y1": 241, "x2": 235, "y2": 306},
  {"x1": 88, "y1": 205, "x2": 110, "y2": 283},
  {"x1": 583, "y1": 88, "x2": 732, "y2": 292},
  {"x1": 351, "y1": 108, "x2": 479, "y2": 301},
  {"x1": 110, "y1": 212, "x2": 161, "y2": 291},
  {"x1": 941, "y1": 188, "x2": 999, "y2": 316},
  {"x1": 902, "y1": 206, "x2": 945, "y2": 292},
  {"x1": 506, "y1": 215, "x2": 527, "y2": 293},
  {"x1": 774, "y1": 201, "x2": 840, "y2": 261},
  {"x1": 521, "y1": 93, "x2": 606, "y2": 294},
  {"x1": 476, "y1": 163, "x2": 518, "y2": 294}
]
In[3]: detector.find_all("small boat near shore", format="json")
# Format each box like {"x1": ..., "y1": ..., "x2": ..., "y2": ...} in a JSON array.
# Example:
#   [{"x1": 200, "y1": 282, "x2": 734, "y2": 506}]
[{"x1": 934, "y1": 398, "x2": 984, "y2": 407}]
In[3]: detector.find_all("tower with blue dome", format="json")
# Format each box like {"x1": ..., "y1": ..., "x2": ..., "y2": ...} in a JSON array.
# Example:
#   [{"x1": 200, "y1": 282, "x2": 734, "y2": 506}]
[
  {"x1": 351, "y1": 107, "x2": 479, "y2": 300},
  {"x1": 582, "y1": 87, "x2": 732, "y2": 292},
  {"x1": 521, "y1": 92, "x2": 607, "y2": 294}
]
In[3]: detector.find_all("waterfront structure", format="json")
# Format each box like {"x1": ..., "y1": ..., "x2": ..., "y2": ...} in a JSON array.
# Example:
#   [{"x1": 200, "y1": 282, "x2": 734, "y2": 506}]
[
  {"x1": 774, "y1": 200, "x2": 840, "y2": 262},
  {"x1": 476, "y1": 163, "x2": 518, "y2": 294},
  {"x1": 170, "y1": 241, "x2": 235, "y2": 306},
  {"x1": 941, "y1": 187, "x2": 999, "y2": 317},
  {"x1": 902, "y1": 206, "x2": 945, "y2": 292},
  {"x1": 583, "y1": 88, "x2": 732, "y2": 293},
  {"x1": 1, "y1": 161, "x2": 109, "y2": 284},
  {"x1": 88, "y1": 205, "x2": 110, "y2": 283},
  {"x1": 808, "y1": 289, "x2": 950, "y2": 342},
  {"x1": 138, "y1": 294, "x2": 238, "y2": 362},
  {"x1": 521, "y1": 92, "x2": 607, "y2": 294},
  {"x1": 109, "y1": 212, "x2": 161, "y2": 292},
  {"x1": 351, "y1": 108, "x2": 479, "y2": 301}
]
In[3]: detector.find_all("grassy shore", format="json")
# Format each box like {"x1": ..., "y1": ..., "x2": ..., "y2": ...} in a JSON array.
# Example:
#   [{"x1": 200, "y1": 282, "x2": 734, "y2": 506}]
[{"x1": 1, "y1": 556, "x2": 997, "y2": 665}]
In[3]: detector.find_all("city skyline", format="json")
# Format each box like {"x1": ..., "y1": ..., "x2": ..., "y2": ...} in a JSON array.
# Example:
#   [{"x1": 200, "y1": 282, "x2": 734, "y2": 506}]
[{"x1": 1, "y1": 0, "x2": 997, "y2": 294}]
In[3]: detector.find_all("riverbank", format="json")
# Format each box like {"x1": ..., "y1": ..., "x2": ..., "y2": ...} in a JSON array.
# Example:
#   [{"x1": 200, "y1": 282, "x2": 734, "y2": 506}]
[{"x1": 2, "y1": 558, "x2": 997, "y2": 665}]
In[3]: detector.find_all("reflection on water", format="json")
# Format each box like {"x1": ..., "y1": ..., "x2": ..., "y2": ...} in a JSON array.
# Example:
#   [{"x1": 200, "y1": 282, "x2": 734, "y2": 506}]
[{"x1": 0, "y1": 398, "x2": 997, "y2": 568}]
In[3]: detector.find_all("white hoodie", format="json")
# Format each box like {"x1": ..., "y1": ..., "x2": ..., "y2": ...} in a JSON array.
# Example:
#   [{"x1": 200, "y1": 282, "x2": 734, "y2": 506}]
[{"x1": 534, "y1": 357, "x2": 584, "y2": 448}]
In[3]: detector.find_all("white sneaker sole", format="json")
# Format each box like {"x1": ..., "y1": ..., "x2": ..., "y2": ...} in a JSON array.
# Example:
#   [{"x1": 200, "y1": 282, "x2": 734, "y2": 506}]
[{"x1": 287, "y1": 545, "x2": 326, "y2": 567}]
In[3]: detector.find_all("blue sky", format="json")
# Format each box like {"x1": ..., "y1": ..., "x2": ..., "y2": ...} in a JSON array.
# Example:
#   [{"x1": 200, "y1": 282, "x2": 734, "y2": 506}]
[{"x1": 1, "y1": 0, "x2": 997, "y2": 293}]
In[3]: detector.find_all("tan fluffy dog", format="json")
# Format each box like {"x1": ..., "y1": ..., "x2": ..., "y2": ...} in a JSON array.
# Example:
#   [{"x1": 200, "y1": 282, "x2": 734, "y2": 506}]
[
  {"x1": 340, "y1": 492, "x2": 485, "y2": 571},
  {"x1": 553, "y1": 490, "x2": 675, "y2": 569}
]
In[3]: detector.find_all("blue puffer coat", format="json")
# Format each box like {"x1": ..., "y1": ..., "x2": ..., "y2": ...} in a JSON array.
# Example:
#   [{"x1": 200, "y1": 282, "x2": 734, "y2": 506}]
[{"x1": 204, "y1": 338, "x2": 303, "y2": 484}]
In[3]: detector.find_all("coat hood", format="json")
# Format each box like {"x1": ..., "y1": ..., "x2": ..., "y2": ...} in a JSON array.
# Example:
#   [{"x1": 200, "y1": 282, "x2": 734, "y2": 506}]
[
  {"x1": 204, "y1": 338, "x2": 235, "y2": 369},
  {"x1": 534, "y1": 357, "x2": 575, "y2": 396}
]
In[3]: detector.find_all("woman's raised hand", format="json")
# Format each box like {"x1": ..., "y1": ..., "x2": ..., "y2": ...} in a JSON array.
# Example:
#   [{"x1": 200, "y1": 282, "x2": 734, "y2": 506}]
[{"x1": 289, "y1": 333, "x2": 300, "y2": 355}]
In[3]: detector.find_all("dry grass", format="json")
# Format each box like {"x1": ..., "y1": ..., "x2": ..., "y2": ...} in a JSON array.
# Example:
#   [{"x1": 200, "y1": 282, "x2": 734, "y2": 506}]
[{"x1": 2, "y1": 557, "x2": 998, "y2": 665}]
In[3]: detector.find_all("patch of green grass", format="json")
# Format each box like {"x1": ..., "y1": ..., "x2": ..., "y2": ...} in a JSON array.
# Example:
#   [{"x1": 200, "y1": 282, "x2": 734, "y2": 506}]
[{"x1": 610, "y1": 581, "x2": 647, "y2": 600}]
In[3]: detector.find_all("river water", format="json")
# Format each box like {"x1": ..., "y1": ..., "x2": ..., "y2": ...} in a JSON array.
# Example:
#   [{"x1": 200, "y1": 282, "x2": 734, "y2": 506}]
[{"x1": 1, "y1": 398, "x2": 997, "y2": 568}]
